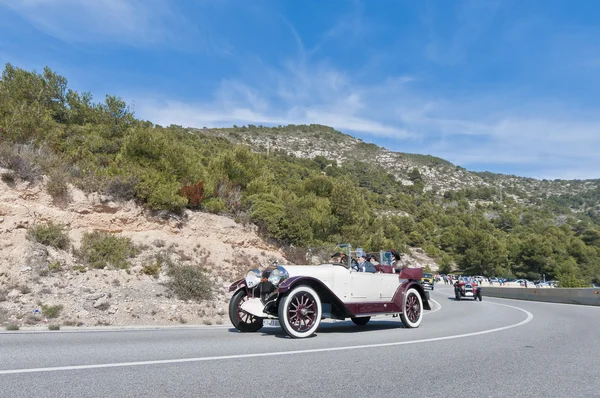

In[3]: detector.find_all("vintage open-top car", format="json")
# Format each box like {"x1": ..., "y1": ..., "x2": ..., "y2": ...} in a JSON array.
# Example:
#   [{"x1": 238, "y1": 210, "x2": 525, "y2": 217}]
[
  {"x1": 228, "y1": 249, "x2": 431, "y2": 339},
  {"x1": 454, "y1": 279, "x2": 483, "y2": 301},
  {"x1": 421, "y1": 272, "x2": 435, "y2": 290}
]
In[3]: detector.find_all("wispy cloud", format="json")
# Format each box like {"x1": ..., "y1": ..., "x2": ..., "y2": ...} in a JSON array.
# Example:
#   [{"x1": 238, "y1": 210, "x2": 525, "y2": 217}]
[
  {"x1": 136, "y1": 53, "x2": 600, "y2": 180},
  {"x1": 136, "y1": 56, "x2": 413, "y2": 138},
  {"x1": 0, "y1": 0, "x2": 197, "y2": 47}
]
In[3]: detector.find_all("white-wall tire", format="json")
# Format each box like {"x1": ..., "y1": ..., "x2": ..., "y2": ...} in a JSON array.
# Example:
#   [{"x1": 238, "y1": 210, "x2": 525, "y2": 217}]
[
  {"x1": 400, "y1": 287, "x2": 423, "y2": 328},
  {"x1": 278, "y1": 285, "x2": 322, "y2": 338}
]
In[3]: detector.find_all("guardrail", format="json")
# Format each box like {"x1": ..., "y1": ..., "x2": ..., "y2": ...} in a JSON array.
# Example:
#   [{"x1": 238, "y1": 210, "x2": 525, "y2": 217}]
[{"x1": 484, "y1": 286, "x2": 600, "y2": 306}]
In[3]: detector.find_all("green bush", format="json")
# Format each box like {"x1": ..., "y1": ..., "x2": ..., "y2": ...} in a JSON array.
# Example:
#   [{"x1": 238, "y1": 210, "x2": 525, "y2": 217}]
[
  {"x1": 27, "y1": 223, "x2": 71, "y2": 250},
  {"x1": 141, "y1": 261, "x2": 161, "y2": 278},
  {"x1": 46, "y1": 171, "x2": 70, "y2": 200},
  {"x1": 79, "y1": 230, "x2": 139, "y2": 269},
  {"x1": 41, "y1": 304, "x2": 63, "y2": 318},
  {"x1": 166, "y1": 265, "x2": 212, "y2": 302},
  {"x1": 135, "y1": 171, "x2": 187, "y2": 212},
  {"x1": 6, "y1": 323, "x2": 19, "y2": 331},
  {"x1": 202, "y1": 198, "x2": 225, "y2": 214}
]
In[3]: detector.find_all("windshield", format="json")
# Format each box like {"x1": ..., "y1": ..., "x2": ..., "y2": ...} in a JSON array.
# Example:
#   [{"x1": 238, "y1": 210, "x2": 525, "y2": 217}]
[{"x1": 423, "y1": 273, "x2": 433, "y2": 278}]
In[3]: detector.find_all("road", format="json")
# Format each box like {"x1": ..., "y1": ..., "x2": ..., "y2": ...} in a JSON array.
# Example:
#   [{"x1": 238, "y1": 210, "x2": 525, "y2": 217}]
[{"x1": 1, "y1": 285, "x2": 599, "y2": 397}]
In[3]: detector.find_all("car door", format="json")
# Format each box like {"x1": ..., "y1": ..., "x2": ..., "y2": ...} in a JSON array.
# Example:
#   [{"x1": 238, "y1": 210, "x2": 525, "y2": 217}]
[
  {"x1": 349, "y1": 271, "x2": 379, "y2": 301},
  {"x1": 380, "y1": 274, "x2": 399, "y2": 299}
]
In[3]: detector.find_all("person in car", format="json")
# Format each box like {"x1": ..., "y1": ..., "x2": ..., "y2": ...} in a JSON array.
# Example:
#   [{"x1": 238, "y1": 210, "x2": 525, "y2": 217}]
[
  {"x1": 355, "y1": 253, "x2": 376, "y2": 273},
  {"x1": 367, "y1": 254, "x2": 378, "y2": 265},
  {"x1": 330, "y1": 252, "x2": 343, "y2": 263}
]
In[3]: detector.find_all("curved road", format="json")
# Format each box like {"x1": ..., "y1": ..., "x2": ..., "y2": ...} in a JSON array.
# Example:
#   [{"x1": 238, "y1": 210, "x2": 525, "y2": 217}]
[{"x1": 1, "y1": 285, "x2": 599, "y2": 397}]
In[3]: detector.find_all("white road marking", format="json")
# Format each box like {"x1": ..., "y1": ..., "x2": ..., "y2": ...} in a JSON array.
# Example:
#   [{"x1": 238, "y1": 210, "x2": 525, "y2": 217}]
[
  {"x1": 0, "y1": 301, "x2": 532, "y2": 375},
  {"x1": 425, "y1": 298, "x2": 442, "y2": 315},
  {"x1": 486, "y1": 296, "x2": 600, "y2": 309}
]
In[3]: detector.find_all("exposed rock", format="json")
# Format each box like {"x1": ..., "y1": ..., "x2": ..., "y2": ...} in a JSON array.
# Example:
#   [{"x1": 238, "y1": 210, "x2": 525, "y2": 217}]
[{"x1": 93, "y1": 297, "x2": 110, "y2": 309}]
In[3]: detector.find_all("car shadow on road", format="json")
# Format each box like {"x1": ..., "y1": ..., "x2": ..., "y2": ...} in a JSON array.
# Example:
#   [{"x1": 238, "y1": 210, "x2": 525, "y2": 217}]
[
  {"x1": 446, "y1": 297, "x2": 478, "y2": 301},
  {"x1": 228, "y1": 320, "x2": 407, "y2": 338}
]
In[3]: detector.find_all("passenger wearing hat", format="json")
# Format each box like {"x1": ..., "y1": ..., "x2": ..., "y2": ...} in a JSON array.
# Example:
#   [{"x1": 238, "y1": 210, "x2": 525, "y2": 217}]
[
  {"x1": 330, "y1": 252, "x2": 343, "y2": 263},
  {"x1": 356, "y1": 253, "x2": 376, "y2": 273}
]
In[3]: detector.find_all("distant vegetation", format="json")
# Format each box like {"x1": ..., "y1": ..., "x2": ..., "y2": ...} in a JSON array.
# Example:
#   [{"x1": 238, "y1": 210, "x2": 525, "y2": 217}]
[{"x1": 1, "y1": 63, "x2": 599, "y2": 285}]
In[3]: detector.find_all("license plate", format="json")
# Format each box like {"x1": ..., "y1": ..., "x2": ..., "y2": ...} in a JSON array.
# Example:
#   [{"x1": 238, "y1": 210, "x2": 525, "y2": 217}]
[
  {"x1": 263, "y1": 319, "x2": 280, "y2": 327},
  {"x1": 465, "y1": 292, "x2": 473, "y2": 296}
]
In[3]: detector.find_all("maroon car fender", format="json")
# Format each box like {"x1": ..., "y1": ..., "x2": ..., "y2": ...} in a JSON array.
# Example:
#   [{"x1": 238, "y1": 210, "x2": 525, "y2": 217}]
[
  {"x1": 393, "y1": 282, "x2": 431, "y2": 312},
  {"x1": 278, "y1": 276, "x2": 352, "y2": 318},
  {"x1": 228, "y1": 278, "x2": 245, "y2": 292}
]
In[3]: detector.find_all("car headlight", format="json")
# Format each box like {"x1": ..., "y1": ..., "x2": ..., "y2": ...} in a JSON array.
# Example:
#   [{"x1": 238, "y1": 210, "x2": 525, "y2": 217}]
[
  {"x1": 267, "y1": 265, "x2": 289, "y2": 287},
  {"x1": 245, "y1": 269, "x2": 261, "y2": 288}
]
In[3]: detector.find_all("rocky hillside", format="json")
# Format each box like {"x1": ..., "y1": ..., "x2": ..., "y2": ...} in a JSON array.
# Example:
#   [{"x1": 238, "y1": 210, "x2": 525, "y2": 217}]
[
  {"x1": 196, "y1": 124, "x2": 600, "y2": 205},
  {"x1": 0, "y1": 174, "x2": 285, "y2": 329},
  {"x1": 0, "y1": 174, "x2": 438, "y2": 330}
]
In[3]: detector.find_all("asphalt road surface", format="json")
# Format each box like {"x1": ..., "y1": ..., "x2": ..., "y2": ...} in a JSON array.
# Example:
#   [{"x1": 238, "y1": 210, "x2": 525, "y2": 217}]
[{"x1": 1, "y1": 285, "x2": 599, "y2": 398}]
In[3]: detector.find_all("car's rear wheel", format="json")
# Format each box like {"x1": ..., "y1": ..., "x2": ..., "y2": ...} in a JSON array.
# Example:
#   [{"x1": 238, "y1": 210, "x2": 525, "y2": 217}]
[
  {"x1": 229, "y1": 289, "x2": 263, "y2": 333},
  {"x1": 478, "y1": 291, "x2": 483, "y2": 301},
  {"x1": 278, "y1": 285, "x2": 322, "y2": 338},
  {"x1": 455, "y1": 288, "x2": 461, "y2": 301},
  {"x1": 400, "y1": 288, "x2": 423, "y2": 328},
  {"x1": 351, "y1": 316, "x2": 371, "y2": 326}
]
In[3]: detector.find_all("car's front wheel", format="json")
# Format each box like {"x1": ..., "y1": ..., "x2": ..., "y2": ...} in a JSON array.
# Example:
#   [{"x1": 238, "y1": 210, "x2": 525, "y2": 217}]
[
  {"x1": 351, "y1": 316, "x2": 371, "y2": 326},
  {"x1": 400, "y1": 288, "x2": 423, "y2": 328},
  {"x1": 229, "y1": 289, "x2": 263, "y2": 333},
  {"x1": 278, "y1": 285, "x2": 322, "y2": 338}
]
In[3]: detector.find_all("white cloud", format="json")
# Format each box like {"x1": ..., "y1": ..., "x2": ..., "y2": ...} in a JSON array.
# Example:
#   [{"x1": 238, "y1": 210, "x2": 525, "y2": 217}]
[
  {"x1": 135, "y1": 56, "x2": 600, "y2": 180},
  {"x1": 0, "y1": 0, "x2": 196, "y2": 47}
]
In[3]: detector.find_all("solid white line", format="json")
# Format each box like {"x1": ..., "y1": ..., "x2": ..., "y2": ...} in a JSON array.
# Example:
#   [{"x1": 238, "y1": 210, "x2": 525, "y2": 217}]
[
  {"x1": 0, "y1": 301, "x2": 532, "y2": 375},
  {"x1": 485, "y1": 296, "x2": 600, "y2": 309}
]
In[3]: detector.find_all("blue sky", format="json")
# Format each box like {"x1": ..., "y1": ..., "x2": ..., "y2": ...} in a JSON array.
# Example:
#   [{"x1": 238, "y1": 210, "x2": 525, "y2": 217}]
[{"x1": 1, "y1": 0, "x2": 599, "y2": 180}]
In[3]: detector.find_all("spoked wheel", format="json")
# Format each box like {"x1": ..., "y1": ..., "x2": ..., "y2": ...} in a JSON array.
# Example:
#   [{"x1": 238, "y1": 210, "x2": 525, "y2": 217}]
[
  {"x1": 400, "y1": 288, "x2": 423, "y2": 328},
  {"x1": 278, "y1": 285, "x2": 322, "y2": 338},
  {"x1": 229, "y1": 289, "x2": 263, "y2": 333},
  {"x1": 351, "y1": 316, "x2": 371, "y2": 326}
]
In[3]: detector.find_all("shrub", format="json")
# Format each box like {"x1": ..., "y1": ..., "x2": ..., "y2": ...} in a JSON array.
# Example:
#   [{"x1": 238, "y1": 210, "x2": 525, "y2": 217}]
[
  {"x1": 9, "y1": 154, "x2": 41, "y2": 182},
  {"x1": 166, "y1": 264, "x2": 212, "y2": 302},
  {"x1": 41, "y1": 303, "x2": 63, "y2": 318},
  {"x1": 27, "y1": 222, "x2": 71, "y2": 250},
  {"x1": 1, "y1": 172, "x2": 15, "y2": 184},
  {"x1": 105, "y1": 176, "x2": 139, "y2": 201},
  {"x1": 135, "y1": 172, "x2": 187, "y2": 212},
  {"x1": 203, "y1": 198, "x2": 225, "y2": 214},
  {"x1": 79, "y1": 230, "x2": 139, "y2": 269},
  {"x1": 6, "y1": 323, "x2": 19, "y2": 331},
  {"x1": 46, "y1": 171, "x2": 70, "y2": 201},
  {"x1": 48, "y1": 324, "x2": 60, "y2": 330},
  {"x1": 141, "y1": 261, "x2": 161, "y2": 278},
  {"x1": 179, "y1": 181, "x2": 205, "y2": 208},
  {"x1": 45, "y1": 261, "x2": 62, "y2": 273}
]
